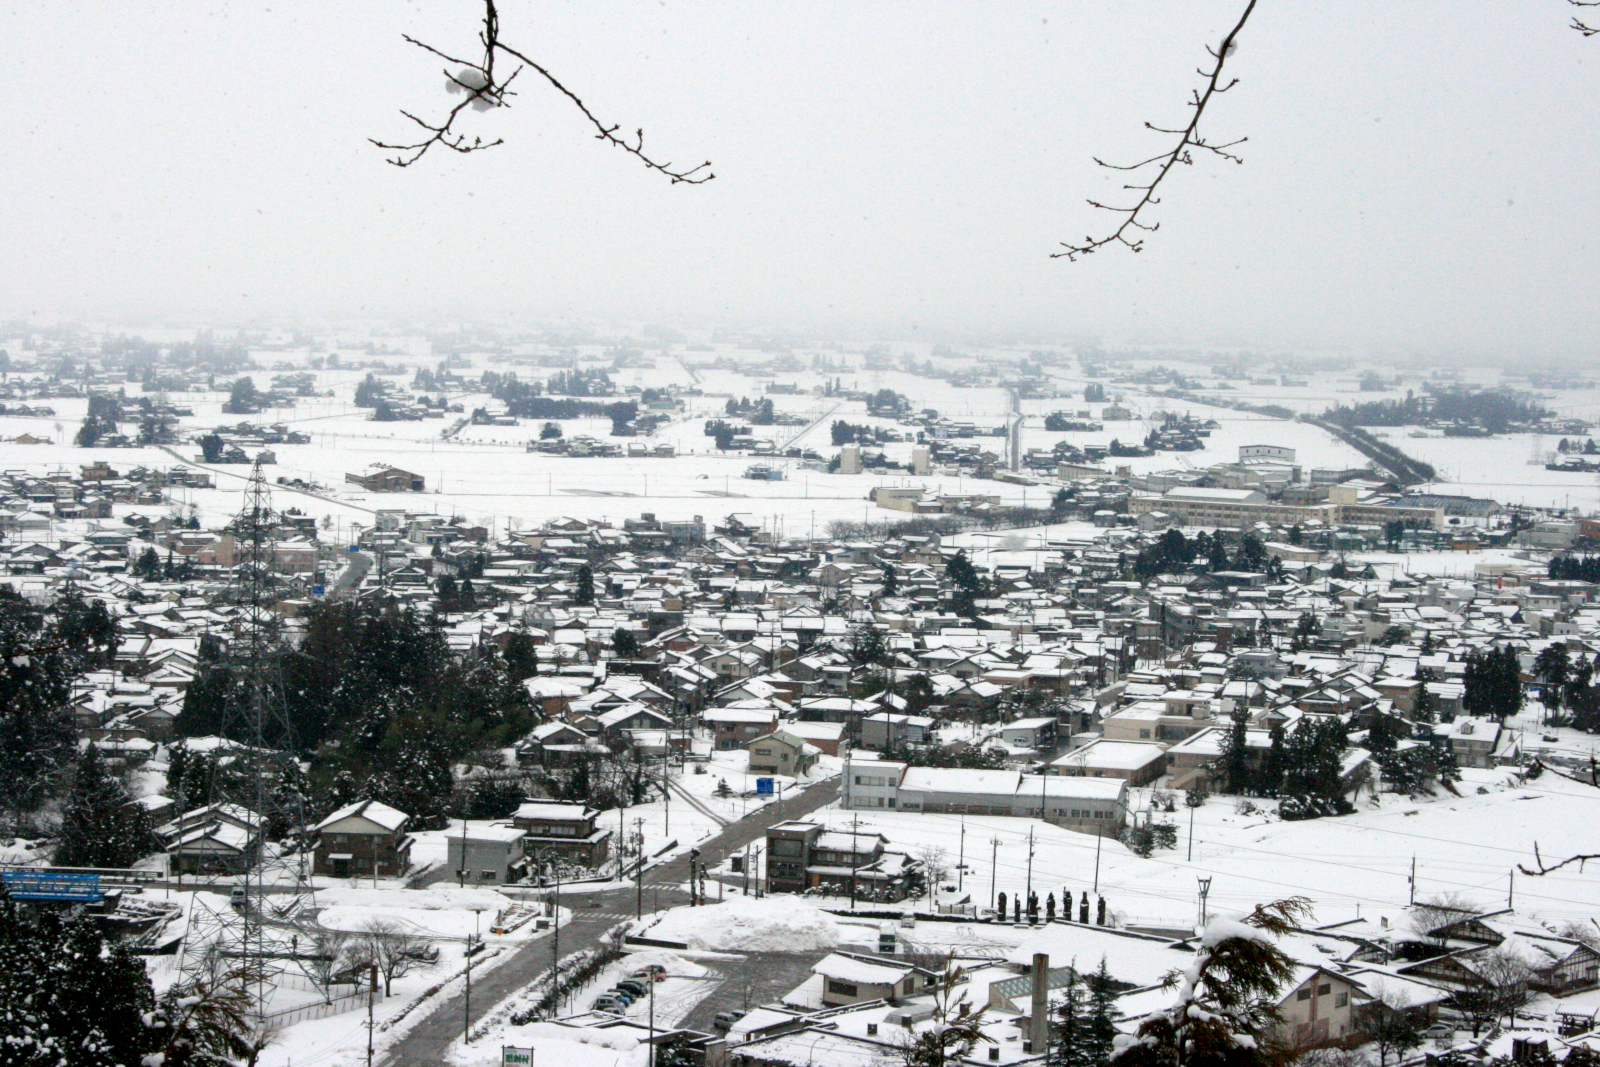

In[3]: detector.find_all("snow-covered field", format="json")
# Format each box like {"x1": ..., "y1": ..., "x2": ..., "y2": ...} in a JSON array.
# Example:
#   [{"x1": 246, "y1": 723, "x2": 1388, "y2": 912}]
[{"x1": 805, "y1": 768, "x2": 1600, "y2": 934}]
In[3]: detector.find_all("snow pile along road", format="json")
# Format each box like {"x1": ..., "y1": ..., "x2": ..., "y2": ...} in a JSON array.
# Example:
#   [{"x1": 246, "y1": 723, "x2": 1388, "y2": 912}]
[{"x1": 647, "y1": 896, "x2": 841, "y2": 953}]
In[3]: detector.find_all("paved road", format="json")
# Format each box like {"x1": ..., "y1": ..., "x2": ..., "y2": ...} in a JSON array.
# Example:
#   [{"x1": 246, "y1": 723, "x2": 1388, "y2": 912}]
[
  {"x1": 679, "y1": 950, "x2": 832, "y2": 1033},
  {"x1": 331, "y1": 551, "x2": 371, "y2": 594},
  {"x1": 382, "y1": 775, "x2": 839, "y2": 1066}
]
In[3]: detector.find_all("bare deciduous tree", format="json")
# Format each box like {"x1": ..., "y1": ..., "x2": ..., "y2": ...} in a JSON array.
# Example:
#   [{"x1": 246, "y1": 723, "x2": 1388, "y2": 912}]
[
  {"x1": 1361, "y1": 984, "x2": 1424, "y2": 1067},
  {"x1": 1408, "y1": 893, "x2": 1479, "y2": 944},
  {"x1": 373, "y1": 0, "x2": 713, "y2": 183},
  {"x1": 1055, "y1": 1, "x2": 1257, "y2": 261},
  {"x1": 1448, "y1": 949, "x2": 1534, "y2": 1036},
  {"x1": 295, "y1": 929, "x2": 352, "y2": 999},
  {"x1": 351, "y1": 918, "x2": 436, "y2": 996},
  {"x1": 915, "y1": 844, "x2": 950, "y2": 907}
]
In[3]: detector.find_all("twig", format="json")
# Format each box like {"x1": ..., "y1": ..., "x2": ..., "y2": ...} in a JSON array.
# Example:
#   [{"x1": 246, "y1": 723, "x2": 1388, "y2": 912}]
[
  {"x1": 1055, "y1": 0, "x2": 1256, "y2": 261},
  {"x1": 1518, "y1": 841, "x2": 1600, "y2": 877},
  {"x1": 372, "y1": 0, "x2": 713, "y2": 183},
  {"x1": 1573, "y1": 0, "x2": 1600, "y2": 37}
]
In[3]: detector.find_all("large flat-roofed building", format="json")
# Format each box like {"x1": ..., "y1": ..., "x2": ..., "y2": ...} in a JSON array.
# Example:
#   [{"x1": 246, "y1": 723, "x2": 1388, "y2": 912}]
[
  {"x1": 1129, "y1": 487, "x2": 1441, "y2": 531},
  {"x1": 1240, "y1": 444, "x2": 1296, "y2": 464},
  {"x1": 891, "y1": 767, "x2": 1129, "y2": 835}
]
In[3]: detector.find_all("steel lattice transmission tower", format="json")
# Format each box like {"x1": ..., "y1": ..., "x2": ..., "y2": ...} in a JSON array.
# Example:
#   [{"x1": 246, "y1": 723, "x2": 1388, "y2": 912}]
[{"x1": 180, "y1": 460, "x2": 318, "y2": 1014}]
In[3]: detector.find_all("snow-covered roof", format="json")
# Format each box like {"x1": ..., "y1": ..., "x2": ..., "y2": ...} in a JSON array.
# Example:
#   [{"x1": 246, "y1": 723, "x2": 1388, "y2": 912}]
[
  {"x1": 812, "y1": 951, "x2": 914, "y2": 986},
  {"x1": 899, "y1": 767, "x2": 1022, "y2": 795},
  {"x1": 313, "y1": 799, "x2": 408, "y2": 833}
]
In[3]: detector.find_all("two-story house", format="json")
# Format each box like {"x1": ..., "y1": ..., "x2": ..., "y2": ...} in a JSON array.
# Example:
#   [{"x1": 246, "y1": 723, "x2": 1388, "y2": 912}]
[
  {"x1": 511, "y1": 800, "x2": 612, "y2": 869},
  {"x1": 748, "y1": 728, "x2": 821, "y2": 776},
  {"x1": 311, "y1": 800, "x2": 413, "y2": 879}
]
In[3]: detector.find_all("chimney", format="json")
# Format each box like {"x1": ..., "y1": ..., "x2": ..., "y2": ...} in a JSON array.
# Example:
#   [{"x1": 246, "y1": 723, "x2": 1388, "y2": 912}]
[{"x1": 1031, "y1": 952, "x2": 1050, "y2": 1058}]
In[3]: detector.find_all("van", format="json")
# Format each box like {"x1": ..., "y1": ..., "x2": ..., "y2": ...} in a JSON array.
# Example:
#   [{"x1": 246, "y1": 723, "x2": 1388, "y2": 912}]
[{"x1": 713, "y1": 1012, "x2": 741, "y2": 1032}]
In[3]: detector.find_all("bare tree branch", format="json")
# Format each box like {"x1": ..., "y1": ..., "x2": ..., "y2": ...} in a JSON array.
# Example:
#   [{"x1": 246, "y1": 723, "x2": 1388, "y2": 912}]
[
  {"x1": 1518, "y1": 839, "x2": 1600, "y2": 876},
  {"x1": 1573, "y1": 0, "x2": 1600, "y2": 37},
  {"x1": 1055, "y1": 0, "x2": 1257, "y2": 261},
  {"x1": 372, "y1": 0, "x2": 714, "y2": 183}
]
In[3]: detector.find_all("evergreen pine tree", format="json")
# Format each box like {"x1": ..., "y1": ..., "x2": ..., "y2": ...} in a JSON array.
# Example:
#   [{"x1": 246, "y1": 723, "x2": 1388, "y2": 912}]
[
  {"x1": 1085, "y1": 958, "x2": 1118, "y2": 1066},
  {"x1": 0, "y1": 894, "x2": 158, "y2": 1067},
  {"x1": 55, "y1": 745, "x2": 151, "y2": 869},
  {"x1": 1113, "y1": 900, "x2": 1308, "y2": 1067},
  {"x1": 1258, "y1": 725, "x2": 1286, "y2": 796},
  {"x1": 1413, "y1": 678, "x2": 1436, "y2": 724},
  {"x1": 1207, "y1": 535, "x2": 1231, "y2": 572},
  {"x1": 1219, "y1": 706, "x2": 1252, "y2": 795},
  {"x1": 574, "y1": 564, "x2": 596, "y2": 606},
  {"x1": 0, "y1": 589, "x2": 101, "y2": 823},
  {"x1": 1050, "y1": 966, "x2": 1086, "y2": 1067}
]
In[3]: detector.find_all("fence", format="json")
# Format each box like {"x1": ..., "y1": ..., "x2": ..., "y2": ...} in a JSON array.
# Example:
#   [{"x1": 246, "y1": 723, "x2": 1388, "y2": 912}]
[
  {"x1": 274, "y1": 971, "x2": 363, "y2": 996},
  {"x1": 264, "y1": 984, "x2": 380, "y2": 1028}
]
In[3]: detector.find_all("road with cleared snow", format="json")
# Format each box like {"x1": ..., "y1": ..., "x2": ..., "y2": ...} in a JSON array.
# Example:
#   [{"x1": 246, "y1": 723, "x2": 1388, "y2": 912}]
[{"x1": 382, "y1": 774, "x2": 838, "y2": 1066}]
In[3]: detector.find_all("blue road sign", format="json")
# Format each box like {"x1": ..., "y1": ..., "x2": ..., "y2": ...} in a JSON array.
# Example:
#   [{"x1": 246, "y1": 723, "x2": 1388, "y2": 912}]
[
  {"x1": 1, "y1": 870, "x2": 103, "y2": 902},
  {"x1": 311, "y1": 585, "x2": 325, "y2": 596},
  {"x1": 755, "y1": 777, "x2": 775, "y2": 796}
]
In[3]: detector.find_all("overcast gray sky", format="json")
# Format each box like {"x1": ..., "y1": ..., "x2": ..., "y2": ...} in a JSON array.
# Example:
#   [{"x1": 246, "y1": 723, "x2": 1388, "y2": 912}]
[{"x1": 1, "y1": 2, "x2": 1596, "y2": 357}]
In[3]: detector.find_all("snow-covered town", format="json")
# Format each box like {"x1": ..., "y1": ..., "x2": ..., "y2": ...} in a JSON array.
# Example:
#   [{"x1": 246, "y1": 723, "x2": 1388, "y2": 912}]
[
  {"x1": 6, "y1": 4, "x2": 1600, "y2": 1067},
  {"x1": 6, "y1": 323, "x2": 1600, "y2": 1067}
]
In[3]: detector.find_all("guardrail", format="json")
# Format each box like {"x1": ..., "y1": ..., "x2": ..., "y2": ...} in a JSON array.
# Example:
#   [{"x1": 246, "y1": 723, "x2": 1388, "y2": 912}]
[{"x1": 0, "y1": 864, "x2": 160, "y2": 884}]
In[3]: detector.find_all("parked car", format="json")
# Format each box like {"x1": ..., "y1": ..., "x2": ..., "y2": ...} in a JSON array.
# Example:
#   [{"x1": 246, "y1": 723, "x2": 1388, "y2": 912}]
[
  {"x1": 615, "y1": 980, "x2": 649, "y2": 998},
  {"x1": 1423, "y1": 1024, "x2": 1455, "y2": 1042},
  {"x1": 713, "y1": 1012, "x2": 742, "y2": 1032},
  {"x1": 592, "y1": 995, "x2": 626, "y2": 1013},
  {"x1": 633, "y1": 964, "x2": 667, "y2": 977}
]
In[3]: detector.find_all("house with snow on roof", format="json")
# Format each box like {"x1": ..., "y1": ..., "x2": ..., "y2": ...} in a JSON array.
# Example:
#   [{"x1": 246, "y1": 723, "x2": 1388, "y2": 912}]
[
  {"x1": 812, "y1": 951, "x2": 939, "y2": 1007},
  {"x1": 748, "y1": 727, "x2": 822, "y2": 776},
  {"x1": 312, "y1": 799, "x2": 413, "y2": 879}
]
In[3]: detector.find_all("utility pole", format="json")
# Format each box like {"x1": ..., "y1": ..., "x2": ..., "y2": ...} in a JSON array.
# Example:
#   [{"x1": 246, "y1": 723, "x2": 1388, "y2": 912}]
[
  {"x1": 464, "y1": 908, "x2": 484, "y2": 1044},
  {"x1": 1508, "y1": 868, "x2": 1514, "y2": 909},
  {"x1": 458, "y1": 817, "x2": 466, "y2": 888},
  {"x1": 850, "y1": 814, "x2": 860, "y2": 911},
  {"x1": 635, "y1": 817, "x2": 646, "y2": 918},
  {"x1": 1409, "y1": 855, "x2": 1416, "y2": 906},
  {"x1": 1093, "y1": 830, "x2": 1102, "y2": 894},
  {"x1": 958, "y1": 819, "x2": 965, "y2": 893},
  {"x1": 1025, "y1": 827, "x2": 1035, "y2": 913},
  {"x1": 366, "y1": 963, "x2": 376, "y2": 1067},
  {"x1": 1188, "y1": 800, "x2": 1196, "y2": 863},
  {"x1": 551, "y1": 860, "x2": 561, "y2": 1012},
  {"x1": 990, "y1": 837, "x2": 999, "y2": 913},
  {"x1": 1197, "y1": 877, "x2": 1212, "y2": 932}
]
